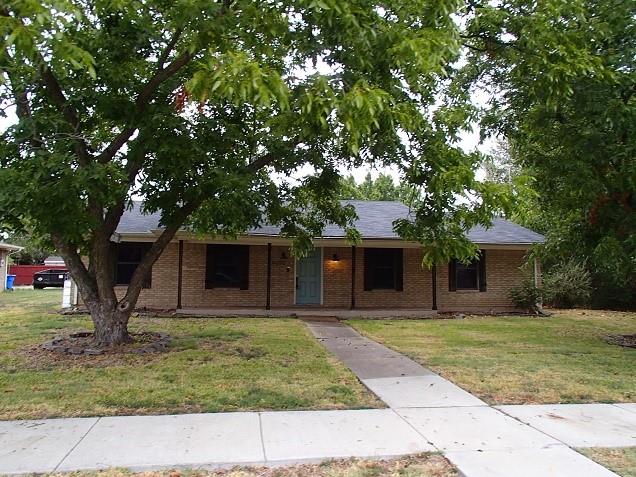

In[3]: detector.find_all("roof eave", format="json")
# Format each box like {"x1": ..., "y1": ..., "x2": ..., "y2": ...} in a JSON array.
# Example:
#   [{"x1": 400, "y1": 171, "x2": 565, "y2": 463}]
[{"x1": 0, "y1": 243, "x2": 23, "y2": 251}]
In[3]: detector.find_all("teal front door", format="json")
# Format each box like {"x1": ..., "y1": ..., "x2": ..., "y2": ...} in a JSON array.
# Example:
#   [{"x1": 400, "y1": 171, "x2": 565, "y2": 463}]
[{"x1": 296, "y1": 249, "x2": 322, "y2": 305}]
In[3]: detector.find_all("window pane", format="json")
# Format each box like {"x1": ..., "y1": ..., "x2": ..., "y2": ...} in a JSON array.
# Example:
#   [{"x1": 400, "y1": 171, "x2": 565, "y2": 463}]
[
  {"x1": 115, "y1": 243, "x2": 151, "y2": 287},
  {"x1": 365, "y1": 248, "x2": 397, "y2": 289},
  {"x1": 456, "y1": 261, "x2": 478, "y2": 289},
  {"x1": 374, "y1": 265, "x2": 396, "y2": 289},
  {"x1": 116, "y1": 263, "x2": 137, "y2": 285},
  {"x1": 208, "y1": 245, "x2": 248, "y2": 288}
]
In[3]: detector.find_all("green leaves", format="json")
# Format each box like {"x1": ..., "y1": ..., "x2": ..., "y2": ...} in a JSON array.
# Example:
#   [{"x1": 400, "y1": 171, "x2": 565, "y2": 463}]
[
  {"x1": 462, "y1": 0, "x2": 636, "y2": 308},
  {"x1": 0, "y1": 0, "x2": 520, "y2": 299},
  {"x1": 188, "y1": 51, "x2": 289, "y2": 110}
]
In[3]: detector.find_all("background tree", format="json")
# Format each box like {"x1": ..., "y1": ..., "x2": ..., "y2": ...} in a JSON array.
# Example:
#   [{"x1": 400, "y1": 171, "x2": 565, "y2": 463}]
[
  {"x1": 3, "y1": 231, "x2": 52, "y2": 264},
  {"x1": 338, "y1": 172, "x2": 415, "y2": 203},
  {"x1": 0, "y1": 0, "x2": 512, "y2": 344},
  {"x1": 462, "y1": 0, "x2": 636, "y2": 309}
]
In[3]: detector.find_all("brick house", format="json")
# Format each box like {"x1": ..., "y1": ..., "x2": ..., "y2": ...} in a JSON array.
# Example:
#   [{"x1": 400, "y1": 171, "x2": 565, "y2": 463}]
[{"x1": 111, "y1": 200, "x2": 544, "y2": 313}]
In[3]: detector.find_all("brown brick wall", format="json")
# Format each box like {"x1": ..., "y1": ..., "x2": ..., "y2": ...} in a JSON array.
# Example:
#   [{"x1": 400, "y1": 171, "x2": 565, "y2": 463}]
[
  {"x1": 270, "y1": 245, "x2": 295, "y2": 307},
  {"x1": 436, "y1": 249, "x2": 527, "y2": 312},
  {"x1": 353, "y1": 247, "x2": 432, "y2": 309},
  {"x1": 180, "y1": 243, "x2": 268, "y2": 308},
  {"x1": 109, "y1": 242, "x2": 528, "y2": 312},
  {"x1": 115, "y1": 242, "x2": 179, "y2": 309}
]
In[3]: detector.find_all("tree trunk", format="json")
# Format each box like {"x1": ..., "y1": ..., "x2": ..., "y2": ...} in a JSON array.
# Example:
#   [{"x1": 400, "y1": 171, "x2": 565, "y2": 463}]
[{"x1": 87, "y1": 302, "x2": 133, "y2": 345}]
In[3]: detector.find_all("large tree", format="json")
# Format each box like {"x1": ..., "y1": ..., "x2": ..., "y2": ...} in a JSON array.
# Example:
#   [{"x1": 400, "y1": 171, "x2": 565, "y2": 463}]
[
  {"x1": 0, "y1": 0, "x2": 510, "y2": 344},
  {"x1": 461, "y1": 0, "x2": 635, "y2": 308}
]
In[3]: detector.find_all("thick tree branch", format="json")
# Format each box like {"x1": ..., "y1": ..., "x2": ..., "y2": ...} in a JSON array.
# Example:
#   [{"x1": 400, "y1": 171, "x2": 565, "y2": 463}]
[
  {"x1": 1, "y1": 49, "x2": 44, "y2": 149},
  {"x1": 117, "y1": 199, "x2": 202, "y2": 311},
  {"x1": 51, "y1": 235, "x2": 98, "y2": 304},
  {"x1": 156, "y1": 27, "x2": 183, "y2": 70},
  {"x1": 96, "y1": 49, "x2": 195, "y2": 164},
  {"x1": 247, "y1": 151, "x2": 278, "y2": 172},
  {"x1": 1, "y1": 7, "x2": 91, "y2": 165}
]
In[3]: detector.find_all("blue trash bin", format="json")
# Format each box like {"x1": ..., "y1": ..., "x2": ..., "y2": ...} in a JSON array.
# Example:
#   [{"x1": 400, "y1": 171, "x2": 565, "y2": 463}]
[{"x1": 6, "y1": 274, "x2": 16, "y2": 290}]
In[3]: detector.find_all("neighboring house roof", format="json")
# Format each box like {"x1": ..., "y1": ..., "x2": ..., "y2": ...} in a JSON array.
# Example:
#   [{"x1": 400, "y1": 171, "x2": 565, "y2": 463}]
[
  {"x1": 0, "y1": 242, "x2": 22, "y2": 252},
  {"x1": 116, "y1": 200, "x2": 545, "y2": 245},
  {"x1": 44, "y1": 255, "x2": 65, "y2": 265}
]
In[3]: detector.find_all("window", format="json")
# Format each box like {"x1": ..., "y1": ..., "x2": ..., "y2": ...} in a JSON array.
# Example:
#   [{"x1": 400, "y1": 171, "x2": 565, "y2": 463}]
[
  {"x1": 449, "y1": 251, "x2": 486, "y2": 292},
  {"x1": 363, "y1": 248, "x2": 403, "y2": 291},
  {"x1": 115, "y1": 242, "x2": 152, "y2": 287},
  {"x1": 456, "y1": 260, "x2": 479, "y2": 289},
  {"x1": 206, "y1": 244, "x2": 249, "y2": 289}
]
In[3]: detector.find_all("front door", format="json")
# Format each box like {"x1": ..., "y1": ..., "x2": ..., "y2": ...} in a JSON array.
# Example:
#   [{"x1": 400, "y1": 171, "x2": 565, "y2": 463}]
[{"x1": 296, "y1": 249, "x2": 322, "y2": 305}]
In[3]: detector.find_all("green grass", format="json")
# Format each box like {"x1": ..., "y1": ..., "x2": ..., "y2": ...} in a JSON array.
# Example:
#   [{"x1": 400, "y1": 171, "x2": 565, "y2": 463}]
[
  {"x1": 350, "y1": 310, "x2": 636, "y2": 404},
  {"x1": 580, "y1": 448, "x2": 636, "y2": 477},
  {"x1": 46, "y1": 453, "x2": 457, "y2": 477},
  {"x1": 0, "y1": 289, "x2": 380, "y2": 420}
]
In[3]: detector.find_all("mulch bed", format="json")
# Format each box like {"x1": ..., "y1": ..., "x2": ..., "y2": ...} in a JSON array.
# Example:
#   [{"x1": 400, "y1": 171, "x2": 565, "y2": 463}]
[
  {"x1": 39, "y1": 330, "x2": 172, "y2": 356},
  {"x1": 605, "y1": 334, "x2": 636, "y2": 348},
  {"x1": 22, "y1": 331, "x2": 173, "y2": 369}
]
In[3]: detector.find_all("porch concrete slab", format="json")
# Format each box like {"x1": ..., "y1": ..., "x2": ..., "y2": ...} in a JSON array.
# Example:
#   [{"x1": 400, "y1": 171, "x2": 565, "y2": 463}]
[
  {"x1": 177, "y1": 308, "x2": 437, "y2": 319},
  {"x1": 260, "y1": 409, "x2": 434, "y2": 462},
  {"x1": 614, "y1": 403, "x2": 636, "y2": 414},
  {"x1": 397, "y1": 406, "x2": 560, "y2": 452},
  {"x1": 0, "y1": 417, "x2": 98, "y2": 474},
  {"x1": 445, "y1": 447, "x2": 619, "y2": 477},
  {"x1": 496, "y1": 404, "x2": 636, "y2": 448},
  {"x1": 362, "y1": 376, "x2": 486, "y2": 408},
  {"x1": 57, "y1": 412, "x2": 263, "y2": 471}
]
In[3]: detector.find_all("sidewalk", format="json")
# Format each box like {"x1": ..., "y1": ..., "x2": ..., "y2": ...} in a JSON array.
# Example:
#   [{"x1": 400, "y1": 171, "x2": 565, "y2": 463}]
[
  {"x1": 306, "y1": 321, "x2": 635, "y2": 477},
  {"x1": 1, "y1": 321, "x2": 634, "y2": 476}
]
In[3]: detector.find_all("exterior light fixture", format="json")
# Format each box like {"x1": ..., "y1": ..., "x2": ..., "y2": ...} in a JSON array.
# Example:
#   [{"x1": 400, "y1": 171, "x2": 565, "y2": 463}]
[
  {"x1": 332, "y1": 253, "x2": 340, "y2": 262},
  {"x1": 281, "y1": 252, "x2": 287, "y2": 259}
]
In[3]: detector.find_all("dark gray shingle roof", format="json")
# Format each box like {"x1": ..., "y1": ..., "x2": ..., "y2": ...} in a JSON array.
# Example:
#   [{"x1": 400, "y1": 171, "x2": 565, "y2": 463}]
[{"x1": 117, "y1": 200, "x2": 544, "y2": 244}]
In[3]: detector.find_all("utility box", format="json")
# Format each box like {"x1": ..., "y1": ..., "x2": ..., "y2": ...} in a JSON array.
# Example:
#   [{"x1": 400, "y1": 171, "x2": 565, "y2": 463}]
[{"x1": 62, "y1": 278, "x2": 79, "y2": 308}]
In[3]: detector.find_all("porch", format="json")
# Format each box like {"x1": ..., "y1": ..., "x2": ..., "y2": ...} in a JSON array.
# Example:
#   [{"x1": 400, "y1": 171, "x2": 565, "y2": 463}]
[{"x1": 176, "y1": 307, "x2": 439, "y2": 319}]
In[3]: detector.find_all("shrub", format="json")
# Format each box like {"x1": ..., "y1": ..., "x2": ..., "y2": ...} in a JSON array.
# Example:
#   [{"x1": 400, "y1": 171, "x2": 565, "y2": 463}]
[
  {"x1": 509, "y1": 278, "x2": 543, "y2": 314},
  {"x1": 543, "y1": 259, "x2": 592, "y2": 308}
]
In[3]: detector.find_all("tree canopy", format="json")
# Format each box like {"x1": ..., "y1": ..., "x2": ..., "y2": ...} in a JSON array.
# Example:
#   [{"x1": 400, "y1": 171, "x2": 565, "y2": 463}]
[
  {"x1": 1, "y1": 0, "x2": 512, "y2": 343},
  {"x1": 461, "y1": 0, "x2": 635, "y2": 308}
]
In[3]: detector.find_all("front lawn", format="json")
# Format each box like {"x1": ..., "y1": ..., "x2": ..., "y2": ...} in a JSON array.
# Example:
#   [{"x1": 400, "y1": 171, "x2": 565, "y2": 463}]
[
  {"x1": 0, "y1": 289, "x2": 379, "y2": 420},
  {"x1": 350, "y1": 310, "x2": 636, "y2": 404},
  {"x1": 580, "y1": 448, "x2": 636, "y2": 477}
]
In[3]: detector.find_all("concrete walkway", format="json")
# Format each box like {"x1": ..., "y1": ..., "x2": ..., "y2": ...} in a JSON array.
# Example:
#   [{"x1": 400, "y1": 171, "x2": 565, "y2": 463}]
[
  {"x1": 306, "y1": 321, "x2": 635, "y2": 477},
  {"x1": 1, "y1": 321, "x2": 634, "y2": 476}
]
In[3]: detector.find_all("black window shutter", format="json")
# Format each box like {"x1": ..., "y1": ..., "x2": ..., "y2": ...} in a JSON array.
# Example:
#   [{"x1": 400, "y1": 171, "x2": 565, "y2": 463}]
[
  {"x1": 240, "y1": 246, "x2": 250, "y2": 290},
  {"x1": 449, "y1": 260, "x2": 457, "y2": 291},
  {"x1": 205, "y1": 244, "x2": 215, "y2": 289},
  {"x1": 479, "y1": 250, "x2": 487, "y2": 292},
  {"x1": 394, "y1": 248, "x2": 404, "y2": 291},
  {"x1": 363, "y1": 248, "x2": 373, "y2": 291}
]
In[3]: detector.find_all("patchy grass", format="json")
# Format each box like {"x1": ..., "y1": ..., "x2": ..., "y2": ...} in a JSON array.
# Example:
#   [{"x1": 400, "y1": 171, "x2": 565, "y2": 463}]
[
  {"x1": 350, "y1": 309, "x2": 636, "y2": 404},
  {"x1": 580, "y1": 448, "x2": 636, "y2": 477},
  {"x1": 46, "y1": 454, "x2": 457, "y2": 477},
  {"x1": 0, "y1": 289, "x2": 380, "y2": 420}
]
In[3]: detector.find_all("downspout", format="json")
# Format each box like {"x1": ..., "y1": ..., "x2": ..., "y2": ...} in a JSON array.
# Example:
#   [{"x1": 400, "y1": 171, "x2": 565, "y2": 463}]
[
  {"x1": 177, "y1": 240, "x2": 184, "y2": 309},
  {"x1": 350, "y1": 245, "x2": 356, "y2": 310},
  {"x1": 431, "y1": 264, "x2": 438, "y2": 311},
  {"x1": 533, "y1": 257, "x2": 542, "y2": 308},
  {"x1": 266, "y1": 243, "x2": 272, "y2": 310}
]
